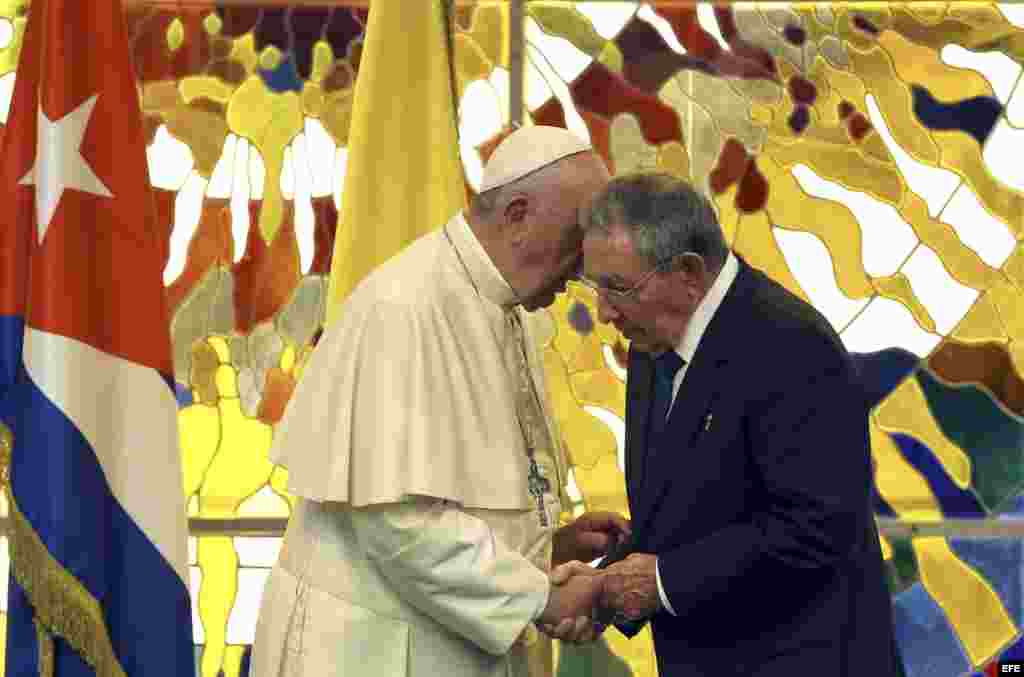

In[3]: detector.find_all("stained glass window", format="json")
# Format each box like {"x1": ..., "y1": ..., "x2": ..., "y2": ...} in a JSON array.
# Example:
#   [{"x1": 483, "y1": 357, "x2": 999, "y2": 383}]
[{"x1": 2, "y1": 2, "x2": 1024, "y2": 676}]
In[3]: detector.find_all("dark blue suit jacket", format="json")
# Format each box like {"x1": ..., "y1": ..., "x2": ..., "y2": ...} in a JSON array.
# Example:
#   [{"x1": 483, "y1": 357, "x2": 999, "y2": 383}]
[{"x1": 618, "y1": 257, "x2": 900, "y2": 676}]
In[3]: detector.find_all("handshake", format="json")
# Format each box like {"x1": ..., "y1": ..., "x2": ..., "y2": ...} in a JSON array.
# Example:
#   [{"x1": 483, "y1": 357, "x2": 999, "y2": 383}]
[{"x1": 534, "y1": 553, "x2": 661, "y2": 644}]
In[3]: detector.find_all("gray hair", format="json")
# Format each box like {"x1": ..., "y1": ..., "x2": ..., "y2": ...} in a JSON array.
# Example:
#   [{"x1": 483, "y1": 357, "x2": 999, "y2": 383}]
[
  {"x1": 586, "y1": 172, "x2": 729, "y2": 272},
  {"x1": 471, "y1": 186, "x2": 502, "y2": 216},
  {"x1": 470, "y1": 171, "x2": 548, "y2": 218}
]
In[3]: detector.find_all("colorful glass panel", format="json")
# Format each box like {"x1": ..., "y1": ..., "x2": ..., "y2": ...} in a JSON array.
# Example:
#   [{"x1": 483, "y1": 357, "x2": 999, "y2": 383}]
[{"x1": 1, "y1": 2, "x2": 1024, "y2": 675}]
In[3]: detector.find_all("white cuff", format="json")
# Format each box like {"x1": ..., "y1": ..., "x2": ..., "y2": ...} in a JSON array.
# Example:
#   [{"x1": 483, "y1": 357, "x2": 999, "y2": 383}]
[
  {"x1": 655, "y1": 557, "x2": 676, "y2": 616},
  {"x1": 533, "y1": 581, "x2": 551, "y2": 622}
]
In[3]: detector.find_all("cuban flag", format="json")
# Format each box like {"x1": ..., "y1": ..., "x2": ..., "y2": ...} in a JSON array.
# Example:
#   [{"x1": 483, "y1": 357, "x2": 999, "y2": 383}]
[{"x1": 0, "y1": 0, "x2": 195, "y2": 675}]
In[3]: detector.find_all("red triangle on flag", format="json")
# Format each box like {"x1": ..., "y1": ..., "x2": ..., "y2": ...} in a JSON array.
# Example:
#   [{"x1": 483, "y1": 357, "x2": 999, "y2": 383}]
[{"x1": 0, "y1": 0, "x2": 174, "y2": 377}]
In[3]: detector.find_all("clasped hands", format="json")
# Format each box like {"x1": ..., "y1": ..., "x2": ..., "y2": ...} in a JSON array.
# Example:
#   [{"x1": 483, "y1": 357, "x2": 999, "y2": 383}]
[
  {"x1": 536, "y1": 511, "x2": 661, "y2": 643},
  {"x1": 536, "y1": 554, "x2": 661, "y2": 643}
]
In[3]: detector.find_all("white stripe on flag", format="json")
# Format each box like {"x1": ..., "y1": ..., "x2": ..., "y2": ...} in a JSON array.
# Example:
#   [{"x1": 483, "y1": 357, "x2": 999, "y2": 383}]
[{"x1": 23, "y1": 327, "x2": 189, "y2": 583}]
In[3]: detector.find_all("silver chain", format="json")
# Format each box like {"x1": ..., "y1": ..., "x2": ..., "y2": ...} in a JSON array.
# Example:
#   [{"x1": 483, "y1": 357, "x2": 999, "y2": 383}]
[{"x1": 442, "y1": 226, "x2": 561, "y2": 526}]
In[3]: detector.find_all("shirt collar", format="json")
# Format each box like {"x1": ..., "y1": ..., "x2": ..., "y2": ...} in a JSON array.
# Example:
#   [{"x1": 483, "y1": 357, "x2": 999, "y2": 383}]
[
  {"x1": 674, "y1": 251, "x2": 738, "y2": 363},
  {"x1": 446, "y1": 211, "x2": 519, "y2": 308}
]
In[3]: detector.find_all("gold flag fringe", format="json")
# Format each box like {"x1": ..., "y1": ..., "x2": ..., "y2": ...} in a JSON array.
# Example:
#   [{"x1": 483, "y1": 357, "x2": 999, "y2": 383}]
[
  {"x1": 35, "y1": 619, "x2": 54, "y2": 677},
  {"x1": 0, "y1": 422, "x2": 128, "y2": 677}
]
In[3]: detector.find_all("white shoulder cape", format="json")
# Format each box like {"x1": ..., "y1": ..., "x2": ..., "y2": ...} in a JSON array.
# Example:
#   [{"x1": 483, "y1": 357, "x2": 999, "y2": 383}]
[{"x1": 270, "y1": 228, "x2": 535, "y2": 510}]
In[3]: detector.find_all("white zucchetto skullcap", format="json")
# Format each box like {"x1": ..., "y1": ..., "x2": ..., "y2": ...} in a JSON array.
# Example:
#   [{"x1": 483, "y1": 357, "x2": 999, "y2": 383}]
[{"x1": 478, "y1": 125, "x2": 592, "y2": 193}]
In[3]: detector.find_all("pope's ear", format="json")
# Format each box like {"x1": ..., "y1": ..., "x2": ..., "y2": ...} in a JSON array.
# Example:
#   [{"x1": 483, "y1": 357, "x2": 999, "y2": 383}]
[{"x1": 503, "y1": 196, "x2": 529, "y2": 228}]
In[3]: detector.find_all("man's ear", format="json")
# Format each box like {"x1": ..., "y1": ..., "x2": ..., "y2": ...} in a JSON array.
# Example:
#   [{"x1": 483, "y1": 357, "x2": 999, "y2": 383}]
[{"x1": 675, "y1": 253, "x2": 707, "y2": 283}]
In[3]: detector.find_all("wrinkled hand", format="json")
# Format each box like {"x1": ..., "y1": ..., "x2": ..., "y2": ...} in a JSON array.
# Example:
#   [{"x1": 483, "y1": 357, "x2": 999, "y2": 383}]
[
  {"x1": 539, "y1": 561, "x2": 606, "y2": 642},
  {"x1": 536, "y1": 561, "x2": 605, "y2": 643},
  {"x1": 552, "y1": 511, "x2": 631, "y2": 566},
  {"x1": 597, "y1": 553, "x2": 661, "y2": 625}
]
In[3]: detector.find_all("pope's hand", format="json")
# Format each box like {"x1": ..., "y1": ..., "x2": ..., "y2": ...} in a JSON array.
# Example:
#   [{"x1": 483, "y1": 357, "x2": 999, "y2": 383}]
[
  {"x1": 552, "y1": 511, "x2": 631, "y2": 566},
  {"x1": 537, "y1": 561, "x2": 606, "y2": 643}
]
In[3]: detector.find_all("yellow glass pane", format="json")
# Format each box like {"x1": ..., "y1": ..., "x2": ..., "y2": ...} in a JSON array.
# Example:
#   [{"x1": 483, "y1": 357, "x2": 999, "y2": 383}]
[{"x1": 4, "y1": 4, "x2": 1022, "y2": 677}]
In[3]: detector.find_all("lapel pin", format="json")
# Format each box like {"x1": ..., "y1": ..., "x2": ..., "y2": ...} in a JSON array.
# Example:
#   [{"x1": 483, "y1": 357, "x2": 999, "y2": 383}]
[{"x1": 703, "y1": 413, "x2": 713, "y2": 432}]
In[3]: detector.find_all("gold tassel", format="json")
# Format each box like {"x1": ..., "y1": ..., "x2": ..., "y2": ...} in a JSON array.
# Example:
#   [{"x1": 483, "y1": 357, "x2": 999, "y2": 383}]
[
  {"x1": 1, "y1": 422, "x2": 128, "y2": 677},
  {"x1": 0, "y1": 421, "x2": 11, "y2": 489},
  {"x1": 35, "y1": 619, "x2": 55, "y2": 677}
]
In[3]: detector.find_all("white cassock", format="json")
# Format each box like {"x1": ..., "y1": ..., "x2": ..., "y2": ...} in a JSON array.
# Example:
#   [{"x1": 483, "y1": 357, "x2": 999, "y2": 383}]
[{"x1": 252, "y1": 210, "x2": 571, "y2": 677}]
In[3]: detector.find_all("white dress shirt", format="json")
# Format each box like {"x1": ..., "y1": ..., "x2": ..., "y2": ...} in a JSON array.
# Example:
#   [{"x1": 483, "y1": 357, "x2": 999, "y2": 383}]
[{"x1": 654, "y1": 252, "x2": 739, "y2": 615}]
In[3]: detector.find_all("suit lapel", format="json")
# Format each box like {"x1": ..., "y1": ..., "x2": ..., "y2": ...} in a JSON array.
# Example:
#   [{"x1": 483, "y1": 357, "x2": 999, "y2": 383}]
[
  {"x1": 633, "y1": 260, "x2": 753, "y2": 535},
  {"x1": 634, "y1": 350, "x2": 726, "y2": 533},
  {"x1": 625, "y1": 348, "x2": 654, "y2": 511}
]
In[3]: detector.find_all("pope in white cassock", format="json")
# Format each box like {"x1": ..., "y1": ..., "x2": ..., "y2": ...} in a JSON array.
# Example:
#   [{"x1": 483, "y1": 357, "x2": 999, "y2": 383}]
[{"x1": 251, "y1": 125, "x2": 624, "y2": 677}]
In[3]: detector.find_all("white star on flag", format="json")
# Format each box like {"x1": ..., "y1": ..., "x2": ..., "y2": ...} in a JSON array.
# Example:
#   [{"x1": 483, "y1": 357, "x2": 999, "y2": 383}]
[{"x1": 19, "y1": 93, "x2": 114, "y2": 243}]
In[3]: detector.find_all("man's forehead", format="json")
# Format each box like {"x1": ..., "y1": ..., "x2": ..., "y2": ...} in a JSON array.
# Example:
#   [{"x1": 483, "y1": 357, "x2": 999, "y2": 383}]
[
  {"x1": 583, "y1": 230, "x2": 640, "y2": 278},
  {"x1": 588, "y1": 224, "x2": 634, "y2": 250}
]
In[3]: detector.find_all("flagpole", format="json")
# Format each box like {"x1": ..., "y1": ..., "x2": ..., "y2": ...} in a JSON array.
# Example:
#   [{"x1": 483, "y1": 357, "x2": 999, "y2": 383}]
[{"x1": 508, "y1": 0, "x2": 525, "y2": 128}]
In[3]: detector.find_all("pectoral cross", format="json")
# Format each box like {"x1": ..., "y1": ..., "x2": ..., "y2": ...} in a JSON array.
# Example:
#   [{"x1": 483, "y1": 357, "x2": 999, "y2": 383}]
[{"x1": 527, "y1": 455, "x2": 552, "y2": 527}]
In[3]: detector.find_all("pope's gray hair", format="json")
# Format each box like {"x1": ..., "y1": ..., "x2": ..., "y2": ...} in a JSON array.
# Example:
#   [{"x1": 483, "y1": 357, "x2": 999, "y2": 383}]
[
  {"x1": 585, "y1": 172, "x2": 728, "y2": 272},
  {"x1": 471, "y1": 186, "x2": 502, "y2": 215}
]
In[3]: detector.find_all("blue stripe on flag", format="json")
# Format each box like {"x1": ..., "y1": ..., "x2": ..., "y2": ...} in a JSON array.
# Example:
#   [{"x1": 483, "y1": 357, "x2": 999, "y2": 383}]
[
  {"x1": 0, "y1": 314, "x2": 24, "y2": 391},
  {"x1": 5, "y1": 575, "x2": 41, "y2": 677},
  {"x1": 0, "y1": 317, "x2": 193, "y2": 676}
]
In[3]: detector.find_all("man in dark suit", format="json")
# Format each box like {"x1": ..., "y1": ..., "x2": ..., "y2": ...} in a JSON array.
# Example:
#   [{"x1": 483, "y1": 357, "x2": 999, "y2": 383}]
[{"x1": 563, "y1": 172, "x2": 900, "y2": 675}]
